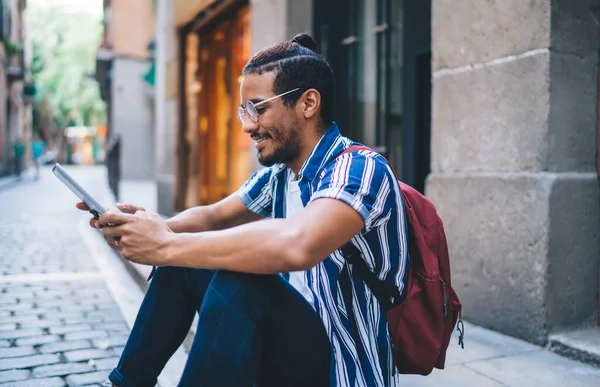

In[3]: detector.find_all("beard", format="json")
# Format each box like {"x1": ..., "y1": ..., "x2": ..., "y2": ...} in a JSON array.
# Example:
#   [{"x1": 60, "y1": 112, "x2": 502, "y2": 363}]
[{"x1": 256, "y1": 122, "x2": 303, "y2": 167}]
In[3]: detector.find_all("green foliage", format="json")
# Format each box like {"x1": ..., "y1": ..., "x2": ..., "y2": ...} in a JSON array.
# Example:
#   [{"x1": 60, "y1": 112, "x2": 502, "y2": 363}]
[{"x1": 29, "y1": 3, "x2": 106, "y2": 127}]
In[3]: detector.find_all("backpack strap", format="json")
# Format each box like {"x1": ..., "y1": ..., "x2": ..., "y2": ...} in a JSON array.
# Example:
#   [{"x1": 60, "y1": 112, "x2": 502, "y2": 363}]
[{"x1": 338, "y1": 145, "x2": 403, "y2": 311}]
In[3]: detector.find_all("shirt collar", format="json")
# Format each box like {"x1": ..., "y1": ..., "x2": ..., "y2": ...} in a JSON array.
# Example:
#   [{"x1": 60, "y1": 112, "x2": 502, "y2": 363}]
[{"x1": 297, "y1": 122, "x2": 346, "y2": 182}]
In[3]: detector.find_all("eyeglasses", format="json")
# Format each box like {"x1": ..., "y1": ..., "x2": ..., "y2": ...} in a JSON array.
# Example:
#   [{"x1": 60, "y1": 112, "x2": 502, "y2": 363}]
[{"x1": 238, "y1": 88, "x2": 300, "y2": 124}]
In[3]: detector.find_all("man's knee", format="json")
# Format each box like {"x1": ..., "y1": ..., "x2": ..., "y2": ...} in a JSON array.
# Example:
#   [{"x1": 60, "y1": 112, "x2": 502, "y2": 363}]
[{"x1": 205, "y1": 271, "x2": 272, "y2": 309}]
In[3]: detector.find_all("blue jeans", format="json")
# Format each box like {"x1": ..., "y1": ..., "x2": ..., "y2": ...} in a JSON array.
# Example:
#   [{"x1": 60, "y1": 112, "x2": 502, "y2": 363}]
[{"x1": 108, "y1": 267, "x2": 331, "y2": 387}]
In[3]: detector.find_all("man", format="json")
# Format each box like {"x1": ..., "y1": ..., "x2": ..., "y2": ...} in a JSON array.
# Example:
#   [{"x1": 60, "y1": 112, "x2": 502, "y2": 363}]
[
  {"x1": 12, "y1": 136, "x2": 25, "y2": 180},
  {"x1": 80, "y1": 33, "x2": 409, "y2": 387},
  {"x1": 31, "y1": 133, "x2": 45, "y2": 180}
]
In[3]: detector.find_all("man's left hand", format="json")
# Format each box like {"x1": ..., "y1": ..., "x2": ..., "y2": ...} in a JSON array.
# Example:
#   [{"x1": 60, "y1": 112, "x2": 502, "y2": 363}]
[{"x1": 100, "y1": 210, "x2": 174, "y2": 266}]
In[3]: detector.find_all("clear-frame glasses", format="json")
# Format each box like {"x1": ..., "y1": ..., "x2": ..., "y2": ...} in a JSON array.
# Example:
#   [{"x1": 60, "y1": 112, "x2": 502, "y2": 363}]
[{"x1": 238, "y1": 88, "x2": 300, "y2": 124}]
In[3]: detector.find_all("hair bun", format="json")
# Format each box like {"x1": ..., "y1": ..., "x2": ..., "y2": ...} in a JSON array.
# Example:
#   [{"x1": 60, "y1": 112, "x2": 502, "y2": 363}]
[{"x1": 291, "y1": 33, "x2": 319, "y2": 53}]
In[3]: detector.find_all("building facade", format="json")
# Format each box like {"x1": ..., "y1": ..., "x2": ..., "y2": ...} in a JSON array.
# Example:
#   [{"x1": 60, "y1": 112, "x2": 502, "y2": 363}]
[
  {"x1": 95, "y1": 0, "x2": 156, "y2": 180},
  {"x1": 0, "y1": 0, "x2": 34, "y2": 177},
  {"x1": 153, "y1": 0, "x2": 599, "y2": 347}
]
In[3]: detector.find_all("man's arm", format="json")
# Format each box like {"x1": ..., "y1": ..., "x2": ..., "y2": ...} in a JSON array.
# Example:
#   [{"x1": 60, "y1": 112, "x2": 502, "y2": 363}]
[
  {"x1": 159, "y1": 198, "x2": 364, "y2": 273},
  {"x1": 166, "y1": 193, "x2": 264, "y2": 233}
]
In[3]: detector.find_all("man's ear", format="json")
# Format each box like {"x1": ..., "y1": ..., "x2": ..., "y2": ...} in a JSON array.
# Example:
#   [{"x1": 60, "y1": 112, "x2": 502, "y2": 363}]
[{"x1": 300, "y1": 89, "x2": 321, "y2": 120}]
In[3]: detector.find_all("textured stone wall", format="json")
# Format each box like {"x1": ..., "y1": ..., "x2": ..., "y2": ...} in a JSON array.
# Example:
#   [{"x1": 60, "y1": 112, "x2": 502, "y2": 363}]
[{"x1": 427, "y1": 0, "x2": 599, "y2": 344}]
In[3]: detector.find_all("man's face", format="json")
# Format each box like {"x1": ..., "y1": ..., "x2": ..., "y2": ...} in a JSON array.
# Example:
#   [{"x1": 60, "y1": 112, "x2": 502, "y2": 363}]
[{"x1": 239, "y1": 72, "x2": 303, "y2": 167}]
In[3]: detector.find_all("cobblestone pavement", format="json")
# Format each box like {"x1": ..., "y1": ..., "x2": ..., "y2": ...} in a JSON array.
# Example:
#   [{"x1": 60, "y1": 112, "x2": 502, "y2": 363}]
[{"x1": 0, "y1": 166, "x2": 128, "y2": 387}]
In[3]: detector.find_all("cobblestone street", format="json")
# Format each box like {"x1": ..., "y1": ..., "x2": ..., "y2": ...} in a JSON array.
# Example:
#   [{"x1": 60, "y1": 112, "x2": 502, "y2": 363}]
[{"x1": 0, "y1": 166, "x2": 129, "y2": 386}]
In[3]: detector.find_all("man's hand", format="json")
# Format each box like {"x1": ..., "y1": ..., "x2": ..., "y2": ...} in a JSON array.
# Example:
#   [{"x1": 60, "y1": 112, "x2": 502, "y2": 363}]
[
  {"x1": 75, "y1": 202, "x2": 145, "y2": 250},
  {"x1": 100, "y1": 210, "x2": 174, "y2": 266}
]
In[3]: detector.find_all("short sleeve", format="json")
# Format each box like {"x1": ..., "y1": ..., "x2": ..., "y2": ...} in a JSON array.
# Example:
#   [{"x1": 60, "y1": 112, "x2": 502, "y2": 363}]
[
  {"x1": 309, "y1": 152, "x2": 394, "y2": 231},
  {"x1": 237, "y1": 167, "x2": 274, "y2": 218}
]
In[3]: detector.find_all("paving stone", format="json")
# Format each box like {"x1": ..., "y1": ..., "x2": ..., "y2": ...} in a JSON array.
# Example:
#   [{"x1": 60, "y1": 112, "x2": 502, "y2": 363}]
[
  {"x1": 0, "y1": 347, "x2": 37, "y2": 359},
  {"x1": 38, "y1": 340, "x2": 91, "y2": 354},
  {"x1": 18, "y1": 320, "x2": 63, "y2": 330},
  {"x1": 64, "y1": 349, "x2": 114, "y2": 363},
  {"x1": 0, "y1": 316, "x2": 41, "y2": 325},
  {"x1": 59, "y1": 304, "x2": 95, "y2": 313},
  {"x1": 0, "y1": 377, "x2": 66, "y2": 387},
  {"x1": 15, "y1": 335, "x2": 61, "y2": 347},
  {"x1": 90, "y1": 357, "x2": 119, "y2": 371},
  {"x1": 42, "y1": 311, "x2": 83, "y2": 321},
  {"x1": 0, "y1": 369, "x2": 30, "y2": 383},
  {"x1": 62, "y1": 316, "x2": 103, "y2": 325},
  {"x1": 63, "y1": 331, "x2": 107, "y2": 341},
  {"x1": 0, "y1": 325, "x2": 16, "y2": 332},
  {"x1": 48, "y1": 325, "x2": 90, "y2": 335},
  {"x1": 0, "y1": 304, "x2": 36, "y2": 313},
  {"x1": 0, "y1": 329, "x2": 43, "y2": 340},
  {"x1": 91, "y1": 323, "x2": 127, "y2": 332},
  {"x1": 65, "y1": 371, "x2": 108, "y2": 386},
  {"x1": 0, "y1": 342, "x2": 8, "y2": 349},
  {"x1": 92, "y1": 336, "x2": 128, "y2": 350},
  {"x1": 32, "y1": 362, "x2": 95, "y2": 378},
  {"x1": 0, "y1": 354, "x2": 60, "y2": 371}
]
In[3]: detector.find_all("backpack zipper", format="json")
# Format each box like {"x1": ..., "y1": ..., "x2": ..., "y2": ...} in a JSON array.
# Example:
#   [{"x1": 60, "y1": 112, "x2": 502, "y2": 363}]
[{"x1": 440, "y1": 277, "x2": 447, "y2": 318}]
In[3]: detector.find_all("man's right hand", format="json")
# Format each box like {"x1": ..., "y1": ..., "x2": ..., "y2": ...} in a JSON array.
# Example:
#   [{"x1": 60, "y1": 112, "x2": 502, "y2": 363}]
[{"x1": 76, "y1": 202, "x2": 146, "y2": 249}]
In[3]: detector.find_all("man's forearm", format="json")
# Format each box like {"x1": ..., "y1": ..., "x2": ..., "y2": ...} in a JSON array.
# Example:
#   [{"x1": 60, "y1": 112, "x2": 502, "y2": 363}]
[
  {"x1": 163, "y1": 218, "x2": 307, "y2": 274},
  {"x1": 166, "y1": 206, "x2": 216, "y2": 233}
]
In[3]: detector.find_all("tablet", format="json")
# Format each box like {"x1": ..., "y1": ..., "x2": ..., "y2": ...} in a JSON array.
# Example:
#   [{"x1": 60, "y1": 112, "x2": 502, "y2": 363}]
[{"x1": 52, "y1": 163, "x2": 107, "y2": 219}]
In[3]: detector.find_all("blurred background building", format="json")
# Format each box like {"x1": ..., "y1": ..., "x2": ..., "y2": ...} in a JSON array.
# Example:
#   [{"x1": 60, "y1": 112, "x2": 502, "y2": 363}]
[
  {"x1": 93, "y1": 0, "x2": 600, "y2": 362},
  {"x1": 0, "y1": 0, "x2": 34, "y2": 177},
  {"x1": 95, "y1": 0, "x2": 156, "y2": 180}
]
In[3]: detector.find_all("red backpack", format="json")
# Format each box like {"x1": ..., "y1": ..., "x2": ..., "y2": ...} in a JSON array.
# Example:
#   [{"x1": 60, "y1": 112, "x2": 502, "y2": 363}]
[{"x1": 339, "y1": 145, "x2": 464, "y2": 376}]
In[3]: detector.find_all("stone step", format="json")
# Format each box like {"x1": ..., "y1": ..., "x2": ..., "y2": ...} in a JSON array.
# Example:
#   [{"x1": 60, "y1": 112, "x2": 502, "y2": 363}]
[{"x1": 549, "y1": 327, "x2": 600, "y2": 368}]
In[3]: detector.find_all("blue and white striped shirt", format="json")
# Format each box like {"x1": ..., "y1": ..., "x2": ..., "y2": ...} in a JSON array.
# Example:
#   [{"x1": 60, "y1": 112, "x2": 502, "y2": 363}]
[{"x1": 238, "y1": 122, "x2": 409, "y2": 386}]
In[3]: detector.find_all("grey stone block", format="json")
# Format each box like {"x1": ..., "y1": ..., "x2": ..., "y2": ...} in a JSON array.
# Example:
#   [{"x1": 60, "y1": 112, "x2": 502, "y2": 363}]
[
  {"x1": 0, "y1": 377, "x2": 66, "y2": 387},
  {"x1": 92, "y1": 335, "x2": 128, "y2": 350},
  {"x1": 0, "y1": 328, "x2": 43, "y2": 340},
  {"x1": 64, "y1": 349, "x2": 114, "y2": 363},
  {"x1": 18, "y1": 320, "x2": 63, "y2": 329},
  {"x1": 546, "y1": 51, "x2": 598, "y2": 173},
  {"x1": 0, "y1": 354, "x2": 60, "y2": 371},
  {"x1": 0, "y1": 324, "x2": 16, "y2": 332},
  {"x1": 91, "y1": 322, "x2": 127, "y2": 332},
  {"x1": 65, "y1": 371, "x2": 108, "y2": 386},
  {"x1": 62, "y1": 316, "x2": 104, "y2": 326},
  {"x1": 91, "y1": 357, "x2": 119, "y2": 371},
  {"x1": 38, "y1": 340, "x2": 92, "y2": 354},
  {"x1": 432, "y1": 0, "x2": 550, "y2": 69},
  {"x1": 32, "y1": 361, "x2": 95, "y2": 378},
  {"x1": 64, "y1": 330, "x2": 107, "y2": 341},
  {"x1": 0, "y1": 369, "x2": 30, "y2": 383},
  {"x1": 0, "y1": 342, "x2": 8, "y2": 349},
  {"x1": 426, "y1": 172, "x2": 599, "y2": 344},
  {"x1": 0, "y1": 346, "x2": 37, "y2": 359},
  {"x1": 16, "y1": 335, "x2": 61, "y2": 347},
  {"x1": 431, "y1": 50, "x2": 550, "y2": 173},
  {"x1": 546, "y1": 176, "x2": 600, "y2": 328},
  {"x1": 48, "y1": 324, "x2": 91, "y2": 335},
  {"x1": 550, "y1": 0, "x2": 598, "y2": 58}
]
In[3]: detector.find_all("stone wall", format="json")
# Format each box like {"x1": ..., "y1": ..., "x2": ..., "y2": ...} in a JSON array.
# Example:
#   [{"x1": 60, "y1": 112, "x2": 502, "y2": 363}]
[{"x1": 427, "y1": 0, "x2": 599, "y2": 344}]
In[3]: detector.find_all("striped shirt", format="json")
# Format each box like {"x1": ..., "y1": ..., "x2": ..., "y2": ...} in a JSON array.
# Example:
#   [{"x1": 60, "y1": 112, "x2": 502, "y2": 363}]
[{"x1": 238, "y1": 122, "x2": 409, "y2": 386}]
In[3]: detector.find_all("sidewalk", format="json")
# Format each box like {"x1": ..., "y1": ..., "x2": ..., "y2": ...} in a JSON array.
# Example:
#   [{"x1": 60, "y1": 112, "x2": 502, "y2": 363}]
[
  {"x1": 95, "y1": 168, "x2": 600, "y2": 386},
  {"x1": 0, "y1": 165, "x2": 186, "y2": 387}
]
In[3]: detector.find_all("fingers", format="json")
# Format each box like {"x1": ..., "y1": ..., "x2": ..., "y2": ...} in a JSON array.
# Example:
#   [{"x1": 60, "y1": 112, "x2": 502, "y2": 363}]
[
  {"x1": 116, "y1": 203, "x2": 145, "y2": 214},
  {"x1": 101, "y1": 223, "x2": 127, "y2": 238},
  {"x1": 89, "y1": 217, "x2": 101, "y2": 229},
  {"x1": 99, "y1": 210, "x2": 134, "y2": 226},
  {"x1": 105, "y1": 236, "x2": 121, "y2": 250},
  {"x1": 76, "y1": 202, "x2": 90, "y2": 211}
]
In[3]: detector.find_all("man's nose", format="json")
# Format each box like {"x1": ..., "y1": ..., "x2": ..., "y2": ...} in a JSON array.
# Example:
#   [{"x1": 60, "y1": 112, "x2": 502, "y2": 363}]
[{"x1": 241, "y1": 117, "x2": 259, "y2": 134}]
